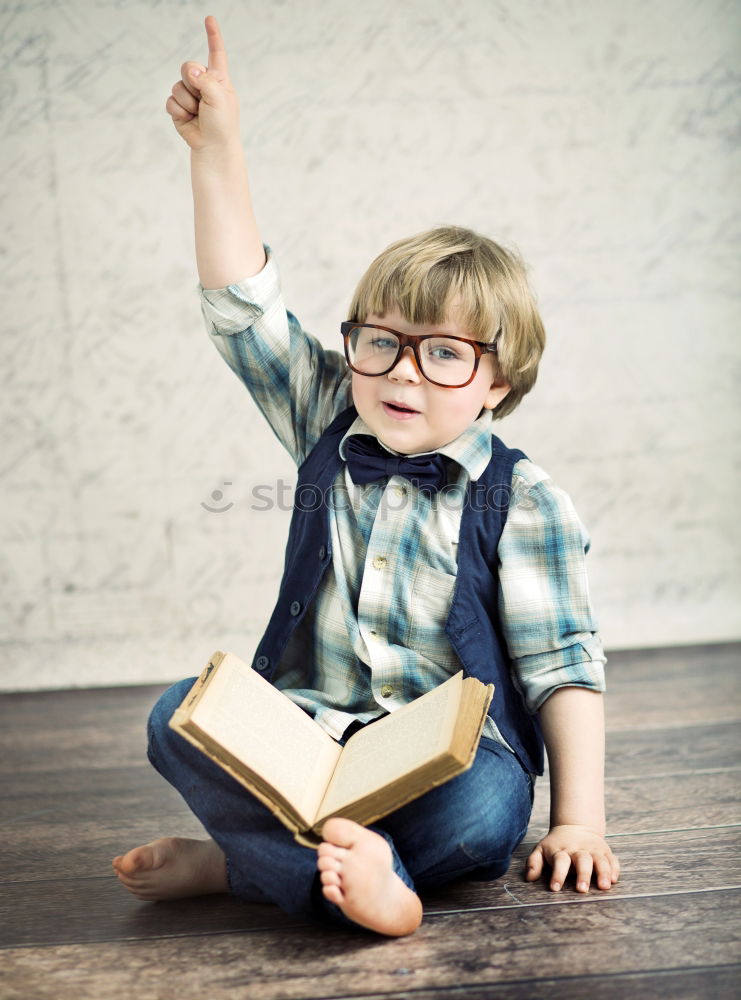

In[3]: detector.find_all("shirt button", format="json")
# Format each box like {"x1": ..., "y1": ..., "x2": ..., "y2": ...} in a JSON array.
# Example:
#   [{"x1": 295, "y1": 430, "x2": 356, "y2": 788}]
[
  {"x1": 372, "y1": 556, "x2": 387, "y2": 570},
  {"x1": 394, "y1": 485, "x2": 407, "y2": 498},
  {"x1": 289, "y1": 600, "x2": 302, "y2": 616},
  {"x1": 380, "y1": 684, "x2": 393, "y2": 698}
]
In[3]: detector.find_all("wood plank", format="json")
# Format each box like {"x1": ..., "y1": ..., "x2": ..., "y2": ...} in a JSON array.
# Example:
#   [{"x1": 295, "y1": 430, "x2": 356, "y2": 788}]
[
  {"x1": 0, "y1": 878, "x2": 298, "y2": 949},
  {"x1": 4, "y1": 716, "x2": 738, "y2": 791},
  {"x1": 1, "y1": 828, "x2": 738, "y2": 949},
  {"x1": 332, "y1": 965, "x2": 741, "y2": 999},
  {"x1": 1, "y1": 890, "x2": 739, "y2": 1000},
  {"x1": 0, "y1": 733, "x2": 741, "y2": 879},
  {"x1": 1, "y1": 763, "x2": 162, "y2": 806},
  {"x1": 2, "y1": 642, "x2": 738, "y2": 749},
  {"x1": 0, "y1": 685, "x2": 166, "y2": 774},
  {"x1": 528, "y1": 770, "x2": 741, "y2": 839},
  {"x1": 422, "y1": 826, "x2": 741, "y2": 911},
  {"x1": 602, "y1": 770, "x2": 741, "y2": 834},
  {"x1": 604, "y1": 643, "x2": 741, "y2": 730},
  {"x1": 0, "y1": 882, "x2": 302, "y2": 949},
  {"x1": 0, "y1": 762, "x2": 206, "y2": 881},
  {"x1": 0, "y1": 647, "x2": 738, "y2": 1000},
  {"x1": 2, "y1": 646, "x2": 737, "y2": 783},
  {"x1": 604, "y1": 720, "x2": 740, "y2": 777},
  {"x1": 2, "y1": 764, "x2": 739, "y2": 883},
  {"x1": 0, "y1": 809, "x2": 206, "y2": 883},
  {"x1": 605, "y1": 642, "x2": 741, "y2": 683},
  {"x1": 0, "y1": 684, "x2": 167, "y2": 732},
  {"x1": 4, "y1": 721, "x2": 736, "y2": 820},
  {"x1": 4, "y1": 716, "x2": 737, "y2": 880}
]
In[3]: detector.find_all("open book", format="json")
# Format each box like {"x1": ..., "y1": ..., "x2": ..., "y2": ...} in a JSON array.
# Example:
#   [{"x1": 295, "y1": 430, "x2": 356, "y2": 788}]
[{"x1": 169, "y1": 651, "x2": 493, "y2": 847}]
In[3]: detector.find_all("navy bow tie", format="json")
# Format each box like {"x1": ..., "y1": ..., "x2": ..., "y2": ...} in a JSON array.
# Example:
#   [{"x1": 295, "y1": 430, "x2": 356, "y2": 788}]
[{"x1": 344, "y1": 436, "x2": 448, "y2": 494}]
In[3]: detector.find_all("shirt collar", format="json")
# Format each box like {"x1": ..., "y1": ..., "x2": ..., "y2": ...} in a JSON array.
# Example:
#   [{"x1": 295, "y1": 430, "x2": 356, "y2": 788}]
[{"x1": 338, "y1": 409, "x2": 494, "y2": 483}]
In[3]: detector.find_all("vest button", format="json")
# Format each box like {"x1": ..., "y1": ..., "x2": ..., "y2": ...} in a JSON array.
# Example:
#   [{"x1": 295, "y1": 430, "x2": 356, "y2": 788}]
[
  {"x1": 318, "y1": 545, "x2": 327, "y2": 560},
  {"x1": 289, "y1": 600, "x2": 302, "y2": 616},
  {"x1": 255, "y1": 655, "x2": 270, "y2": 672}
]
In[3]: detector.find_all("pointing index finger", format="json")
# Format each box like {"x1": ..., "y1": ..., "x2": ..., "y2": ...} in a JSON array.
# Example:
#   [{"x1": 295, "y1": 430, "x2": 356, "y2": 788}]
[{"x1": 205, "y1": 14, "x2": 228, "y2": 74}]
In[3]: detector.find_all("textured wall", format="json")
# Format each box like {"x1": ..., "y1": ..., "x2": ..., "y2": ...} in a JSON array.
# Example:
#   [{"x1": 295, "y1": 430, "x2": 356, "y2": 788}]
[{"x1": 2, "y1": 0, "x2": 739, "y2": 690}]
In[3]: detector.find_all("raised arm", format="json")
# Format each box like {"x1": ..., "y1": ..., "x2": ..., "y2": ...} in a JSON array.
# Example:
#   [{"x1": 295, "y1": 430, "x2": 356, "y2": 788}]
[{"x1": 166, "y1": 15, "x2": 266, "y2": 287}]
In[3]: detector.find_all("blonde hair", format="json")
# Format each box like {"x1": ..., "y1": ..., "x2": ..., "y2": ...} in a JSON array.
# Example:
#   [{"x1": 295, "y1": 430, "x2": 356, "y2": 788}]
[{"x1": 348, "y1": 226, "x2": 546, "y2": 418}]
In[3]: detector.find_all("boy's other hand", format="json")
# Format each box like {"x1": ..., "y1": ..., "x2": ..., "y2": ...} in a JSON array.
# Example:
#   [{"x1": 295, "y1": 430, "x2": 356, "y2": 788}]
[
  {"x1": 525, "y1": 825, "x2": 620, "y2": 894},
  {"x1": 165, "y1": 15, "x2": 239, "y2": 151}
]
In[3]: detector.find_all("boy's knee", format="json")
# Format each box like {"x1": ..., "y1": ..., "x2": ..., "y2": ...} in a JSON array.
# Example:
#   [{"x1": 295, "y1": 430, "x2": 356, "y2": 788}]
[
  {"x1": 438, "y1": 749, "x2": 533, "y2": 865},
  {"x1": 147, "y1": 677, "x2": 197, "y2": 749},
  {"x1": 457, "y1": 804, "x2": 524, "y2": 866}
]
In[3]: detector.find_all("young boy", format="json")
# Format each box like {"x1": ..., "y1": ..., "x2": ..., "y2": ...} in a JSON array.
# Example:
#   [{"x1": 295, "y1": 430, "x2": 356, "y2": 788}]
[{"x1": 113, "y1": 16, "x2": 619, "y2": 937}]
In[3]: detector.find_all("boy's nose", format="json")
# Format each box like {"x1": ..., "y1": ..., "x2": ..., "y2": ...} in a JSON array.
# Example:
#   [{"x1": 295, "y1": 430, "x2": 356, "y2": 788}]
[{"x1": 388, "y1": 346, "x2": 422, "y2": 382}]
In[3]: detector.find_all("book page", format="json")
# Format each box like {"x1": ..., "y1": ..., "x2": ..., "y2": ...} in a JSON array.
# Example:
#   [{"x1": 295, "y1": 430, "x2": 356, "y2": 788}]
[
  {"x1": 318, "y1": 672, "x2": 462, "y2": 819},
  {"x1": 188, "y1": 654, "x2": 341, "y2": 825}
]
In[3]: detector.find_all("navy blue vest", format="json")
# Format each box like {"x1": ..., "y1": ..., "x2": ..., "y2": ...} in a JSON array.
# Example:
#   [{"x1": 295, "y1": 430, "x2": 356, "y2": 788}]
[{"x1": 252, "y1": 406, "x2": 544, "y2": 775}]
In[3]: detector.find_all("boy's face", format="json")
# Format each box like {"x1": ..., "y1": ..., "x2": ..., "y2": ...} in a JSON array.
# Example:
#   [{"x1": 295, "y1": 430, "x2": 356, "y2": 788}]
[{"x1": 350, "y1": 305, "x2": 510, "y2": 455}]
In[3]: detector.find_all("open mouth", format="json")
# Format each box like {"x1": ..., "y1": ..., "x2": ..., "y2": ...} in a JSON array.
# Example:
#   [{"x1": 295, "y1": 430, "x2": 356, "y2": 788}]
[{"x1": 383, "y1": 401, "x2": 419, "y2": 414}]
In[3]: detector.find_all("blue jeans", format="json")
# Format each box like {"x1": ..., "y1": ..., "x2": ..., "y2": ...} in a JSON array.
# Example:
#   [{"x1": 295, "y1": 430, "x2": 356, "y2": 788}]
[{"x1": 147, "y1": 678, "x2": 534, "y2": 927}]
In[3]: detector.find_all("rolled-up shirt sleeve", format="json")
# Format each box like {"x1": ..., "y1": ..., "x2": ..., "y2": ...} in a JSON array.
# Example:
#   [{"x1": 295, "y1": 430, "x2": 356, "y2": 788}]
[
  {"x1": 497, "y1": 459, "x2": 607, "y2": 712},
  {"x1": 199, "y1": 247, "x2": 353, "y2": 465}
]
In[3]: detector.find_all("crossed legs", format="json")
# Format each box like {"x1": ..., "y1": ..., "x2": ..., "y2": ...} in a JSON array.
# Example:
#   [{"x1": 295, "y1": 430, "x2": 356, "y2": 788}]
[{"x1": 113, "y1": 679, "x2": 533, "y2": 936}]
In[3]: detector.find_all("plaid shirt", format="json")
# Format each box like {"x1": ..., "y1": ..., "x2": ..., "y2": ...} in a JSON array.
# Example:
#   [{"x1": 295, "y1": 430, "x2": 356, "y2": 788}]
[{"x1": 200, "y1": 249, "x2": 606, "y2": 748}]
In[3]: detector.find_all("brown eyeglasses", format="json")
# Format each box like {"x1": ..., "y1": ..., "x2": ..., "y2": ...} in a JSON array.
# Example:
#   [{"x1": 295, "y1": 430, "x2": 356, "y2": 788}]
[{"x1": 341, "y1": 322, "x2": 499, "y2": 388}]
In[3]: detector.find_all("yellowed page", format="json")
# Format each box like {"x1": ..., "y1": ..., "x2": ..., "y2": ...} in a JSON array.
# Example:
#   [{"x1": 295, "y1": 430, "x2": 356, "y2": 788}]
[
  {"x1": 317, "y1": 672, "x2": 462, "y2": 819},
  {"x1": 188, "y1": 653, "x2": 341, "y2": 825}
]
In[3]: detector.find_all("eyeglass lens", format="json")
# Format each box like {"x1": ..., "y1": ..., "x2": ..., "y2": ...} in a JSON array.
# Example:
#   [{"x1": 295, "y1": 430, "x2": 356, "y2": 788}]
[{"x1": 347, "y1": 326, "x2": 477, "y2": 386}]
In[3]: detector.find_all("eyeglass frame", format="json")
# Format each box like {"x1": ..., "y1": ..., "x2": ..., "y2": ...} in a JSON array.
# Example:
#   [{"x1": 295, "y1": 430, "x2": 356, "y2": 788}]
[{"x1": 340, "y1": 321, "x2": 500, "y2": 389}]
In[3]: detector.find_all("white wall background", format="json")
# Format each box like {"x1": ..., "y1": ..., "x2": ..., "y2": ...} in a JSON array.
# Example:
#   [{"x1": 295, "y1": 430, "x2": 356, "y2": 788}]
[{"x1": 2, "y1": 0, "x2": 739, "y2": 690}]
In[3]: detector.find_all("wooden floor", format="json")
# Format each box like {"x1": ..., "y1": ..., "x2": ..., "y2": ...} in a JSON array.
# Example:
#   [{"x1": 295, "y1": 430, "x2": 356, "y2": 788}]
[{"x1": 1, "y1": 644, "x2": 740, "y2": 999}]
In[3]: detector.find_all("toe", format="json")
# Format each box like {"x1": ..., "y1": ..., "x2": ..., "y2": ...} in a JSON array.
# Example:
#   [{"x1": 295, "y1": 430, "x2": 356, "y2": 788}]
[
  {"x1": 115, "y1": 853, "x2": 138, "y2": 876},
  {"x1": 121, "y1": 853, "x2": 144, "y2": 876},
  {"x1": 117, "y1": 844, "x2": 158, "y2": 876},
  {"x1": 320, "y1": 869, "x2": 341, "y2": 888},
  {"x1": 321, "y1": 817, "x2": 361, "y2": 848},
  {"x1": 322, "y1": 883, "x2": 344, "y2": 905},
  {"x1": 317, "y1": 854, "x2": 342, "y2": 873},
  {"x1": 317, "y1": 841, "x2": 345, "y2": 861}
]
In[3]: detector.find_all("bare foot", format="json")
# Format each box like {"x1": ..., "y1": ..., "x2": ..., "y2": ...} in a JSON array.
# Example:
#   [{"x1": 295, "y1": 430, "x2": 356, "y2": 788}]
[
  {"x1": 317, "y1": 818, "x2": 422, "y2": 936},
  {"x1": 112, "y1": 836, "x2": 228, "y2": 901}
]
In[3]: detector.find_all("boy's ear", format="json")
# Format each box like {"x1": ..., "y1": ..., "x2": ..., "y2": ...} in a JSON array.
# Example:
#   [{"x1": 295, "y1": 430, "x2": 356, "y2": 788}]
[{"x1": 483, "y1": 379, "x2": 510, "y2": 411}]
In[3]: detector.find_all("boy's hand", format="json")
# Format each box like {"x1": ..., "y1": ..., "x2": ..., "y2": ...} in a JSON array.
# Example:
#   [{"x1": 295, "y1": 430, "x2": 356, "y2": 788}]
[
  {"x1": 525, "y1": 825, "x2": 620, "y2": 893},
  {"x1": 165, "y1": 15, "x2": 239, "y2": 151}
]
